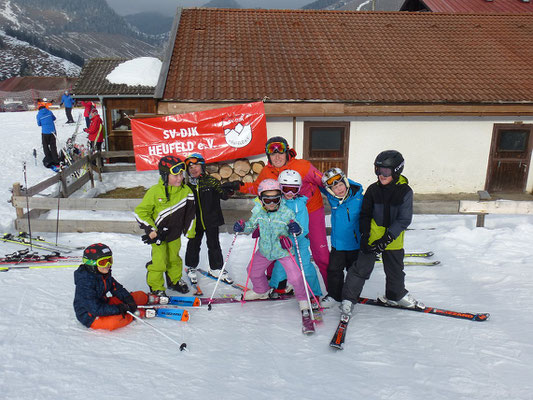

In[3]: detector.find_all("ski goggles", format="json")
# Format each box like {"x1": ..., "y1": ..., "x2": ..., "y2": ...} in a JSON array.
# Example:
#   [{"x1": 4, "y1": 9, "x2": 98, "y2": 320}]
[
  {"x1": 261, "y1": 195, "x2": 282, "y2": 205},
  {"x1": 169, "y1": 162, "x2": 186, "y2": 175},
  {"x1": 325, "y1": 174, "x2": 343, "y2": 187},
  {"x1": 281, "y1": 185, "x2": 300, "y2": 195},
  {"x1": 375, "y1": 167, "x2": 393, "y2": 177},
  {"x1": 83, "y1": 255, "x2": 113, "y2": 268},
  {"x1": 266, "y1": 141, "x2": 288, "y2": 155},
  {"x1": 185, "y1": 157, "x2": 204, "y2": 166}
]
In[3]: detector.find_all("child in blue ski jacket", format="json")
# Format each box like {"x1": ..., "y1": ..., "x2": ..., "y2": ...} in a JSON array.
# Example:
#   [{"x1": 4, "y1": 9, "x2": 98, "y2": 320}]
[
  {"x1": 233, "y1": 179, "x2": 310, "y2": 312},
  {"x1": 268, "y1": 170, "x2": 323, "y2": 298},
  {"x1": 320, "y1": 168, "x2": 364, "y2": 305}
]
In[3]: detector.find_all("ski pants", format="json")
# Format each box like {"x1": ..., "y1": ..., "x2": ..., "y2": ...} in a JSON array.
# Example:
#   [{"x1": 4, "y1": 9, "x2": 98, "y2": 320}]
[
  {"x1": 90, "y1": 291, "x2": 148, "y2": 331},
  {"x1": 342, "y1": 249, "x2": 407, "y2": 304},
  {"x1": 65, "y1": 107, "x2": 73, "y2": 122},
  {"x1": 147, "y1": 238, "x2": 183, "y2": 291},
  {"x1": 269, "y1": 234, "x2": 322, "y2": 297},
  {"x1": 41, "y1": 133, "x2": 59, "y2": 166},
  {"x1": 185, "y1": 225, "x2": 223, "y2": 270},
  {"x1": 308, "y1": 207, "x2": 330, "y2": 289},
  {"x1": 327, "y1": 247, "x2": 359, "y2": 302},
  {"x1": 248, "y1": 252, "x2": 308, "y2": 301}
]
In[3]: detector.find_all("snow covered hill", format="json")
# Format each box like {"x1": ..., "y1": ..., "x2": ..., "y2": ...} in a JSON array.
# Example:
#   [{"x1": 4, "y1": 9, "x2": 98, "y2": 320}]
[{"x1": 0, "y1": 110, "x2": 532, "y2": 399}]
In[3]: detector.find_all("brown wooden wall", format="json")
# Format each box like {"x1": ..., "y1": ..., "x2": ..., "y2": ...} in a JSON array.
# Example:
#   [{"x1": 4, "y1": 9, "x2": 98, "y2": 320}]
[{"x1": 104, "y1": 98, "x2": 157, "y2": 154}]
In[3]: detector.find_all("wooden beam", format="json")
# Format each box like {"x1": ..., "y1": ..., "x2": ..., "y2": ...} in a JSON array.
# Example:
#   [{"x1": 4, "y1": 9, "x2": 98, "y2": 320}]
[
  {"x1": 157, "y1": 102, "x2": 533, "y2": 117},
  {"x1": 15, "y1": 219, "x2": 143, "y2": 234},
  {"x1": 12, "y1": 196, "x2": 141, "y2": 211},
  {"x1": 459, "y1": 200, "x2": 533, "y2": 215}
]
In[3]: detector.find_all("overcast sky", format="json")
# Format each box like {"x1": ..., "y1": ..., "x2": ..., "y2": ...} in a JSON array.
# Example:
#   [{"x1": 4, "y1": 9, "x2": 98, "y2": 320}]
[{"x1": 107, "y1": 0, "x2": 312, "y2": 16}]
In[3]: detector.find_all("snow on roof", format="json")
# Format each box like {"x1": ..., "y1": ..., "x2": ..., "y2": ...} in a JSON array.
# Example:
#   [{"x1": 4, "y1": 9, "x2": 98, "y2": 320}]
[{"x1": 105, "y1": 57, "x2": 162, "y2": 87}]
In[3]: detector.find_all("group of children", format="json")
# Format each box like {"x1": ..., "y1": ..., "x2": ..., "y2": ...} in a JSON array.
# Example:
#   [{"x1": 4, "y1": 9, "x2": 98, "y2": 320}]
[{"x1": 74, "y1": 145, "x2": 423, "y2": 331}]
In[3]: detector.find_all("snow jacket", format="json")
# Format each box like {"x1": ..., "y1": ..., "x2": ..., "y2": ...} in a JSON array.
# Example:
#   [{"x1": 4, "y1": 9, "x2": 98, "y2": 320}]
[
  {"x1": 244, "y1": 201, "x2": 298, "y2": 261},
  {"x1": 134, "y1": 178, "x2": 196, "y2": 242},
  {"x1": 187, "y1": 174, "x2": 229, "y2": 229},
  {"x1": 321, "y1": 179, "x2": 364, "y2": 251},
  {"x1": 73, "y1": 265, "x2": 134, "y2": 328},
  {"x1": 61, "y1": 94, "x2": 74, "y2": 108},
  {"x1": 36, "y1": 107, "x2": 56, "y2": 134},
  {"x1": 240, "y1": 156, "x2": 324, "y2": 214},
  {"x1": 81, "y1": 101, "x2": 94, "y2": 117},
  {"x1": 359, "y1": 175, "x2": 413, "y2": 250},
  {"x1": 85, "y1": 114, "x2": 103, "y2": 143}
]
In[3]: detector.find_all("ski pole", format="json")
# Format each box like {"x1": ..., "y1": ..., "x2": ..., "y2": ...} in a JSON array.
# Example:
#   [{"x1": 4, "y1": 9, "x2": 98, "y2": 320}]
[
  {"x1": 22, "y1": 162, "x2": 33, "y2": 251},
  {"x1": 241, "y1": 235, "x2": 259, "y2": 305},
  {"x1": 32, "y1": 149, "x2": 37, "y2": 166},
  {"x1": 293, "y1": 232, "x2": 323, "y2": 315},
  {"x1": 128, "y1": 311, "x2": 187, "y2": 352},
  {"x1": 55, "y1": 184, "x2": 61, "y2": 246},
  {"x1": 285, "y1": 242, "x2": 315, "y2": 322},
  {"x1": 207, "y1": 232, "x2": 238, "y2": 310}
]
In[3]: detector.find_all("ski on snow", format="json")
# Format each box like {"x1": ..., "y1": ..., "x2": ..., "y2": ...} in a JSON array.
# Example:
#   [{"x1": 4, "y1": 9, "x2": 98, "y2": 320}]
[
  {"x1": 196, "y1": 268, "x2": 247, "y2": 291},
  {"x1": 330, "y1": 314, "x2": 350, "y2": 350},
  {"x1": 136, "y1": 306, "x2": 189, "y2": 322},
  {"x1": 358, "y1": 297, "x2": 489, "y2": 321},
  {"x1": 150, "y1": 293, "x2": 294, "y2": 307},
  {"x1": 1, "y1": 234, "x2": 73, "y2": 253},
  {"x1": 184, "y1": 267, "x2": 203, "y2": 296},
  {"x1": 17, "y1": 232, "x2": 84, "y2": 251}
]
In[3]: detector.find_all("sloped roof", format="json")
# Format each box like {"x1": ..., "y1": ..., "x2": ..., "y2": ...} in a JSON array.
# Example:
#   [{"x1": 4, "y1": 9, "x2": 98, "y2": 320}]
[
  {"x1": 409, "y1": 0, "x2": 533, "y2": 14},
  {"x1": 0, "y1": 77, "x2": 77, "y2": 92},
  {"x1": 162, "y1": 8, "x2": 533, "y2": 104},
  {"x1": 72, "y1": 58, "x2": 155, "y2": 97}
]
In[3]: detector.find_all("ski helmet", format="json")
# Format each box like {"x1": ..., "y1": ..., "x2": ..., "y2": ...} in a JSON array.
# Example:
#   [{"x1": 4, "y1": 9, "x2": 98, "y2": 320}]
[
  {"x1": 322, "y1": 168, "x2": 350, "y2": 199},
  {"x1": 158, "y1": 155, "x2": 184, "y2": 181},
  {"x1": 258, "y1": 179, "x2": 282, "y2": 196},
  {"x1": 374, "y1": 150, "x2": 404, "y2": 180},
  {"x1": 278, "y1": 169, "x2": 302, "y2": 186},
  {"x1": 185, "y1": 153, "x2": 206, "y2": 175},
  {"x1": 82, "y1": 243, "x2": 113, "y2": 271}
]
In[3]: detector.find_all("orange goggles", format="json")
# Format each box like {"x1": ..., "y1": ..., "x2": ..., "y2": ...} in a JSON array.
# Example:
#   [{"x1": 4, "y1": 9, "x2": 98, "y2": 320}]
[
  {"x1": 83, "y1": 255, "x2": 113, "y2": 268},
  {"x1": 325, "y1": 174, "x2": 343, "y2": 187},
  {"x1": 185, "y1": 157, "x2": 204, "y2": 166}
]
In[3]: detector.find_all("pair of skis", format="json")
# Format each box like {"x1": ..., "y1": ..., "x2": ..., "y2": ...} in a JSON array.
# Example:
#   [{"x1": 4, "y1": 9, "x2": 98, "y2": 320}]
[
  {"x1": 1, "y1": 233, "x2": 82, "y2": 254},
  {"x1": 377, "y1": 251, "x2": 441, "y2": 266},
  {"x1": 136, "y1": 306, "x2": 189, "y2": 322},
  {"x1": 329, "y1": 297, "x2": 490, "y2": 350}
]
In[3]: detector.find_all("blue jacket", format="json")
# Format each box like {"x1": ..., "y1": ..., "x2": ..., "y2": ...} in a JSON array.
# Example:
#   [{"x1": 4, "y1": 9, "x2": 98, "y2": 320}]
[
  {"x1": 36, "y1": 107, "x2": 56, "y2": 134},
  {"x1": 61, "y1": 94, "x2": 74, "y2": 108},
  {"x1": 73, "y1": 265, "x2": 134, "y2": 328},
  {"x1": 321, "y1": 179, "x2": 364, "y2": 251}
]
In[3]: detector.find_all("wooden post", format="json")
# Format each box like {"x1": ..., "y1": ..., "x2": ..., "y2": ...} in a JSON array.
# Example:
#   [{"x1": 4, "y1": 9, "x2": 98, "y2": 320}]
[
  {"x1": 59, "y1": 170, "x2": 68, "y2": 198},
  {"x1": 12, "y1": 183, "x2": 24, "y2": 219},
  {"x1": 476, "y1": 190, "x2": 492, "y2": 228},
  {"x1": 96, "y1": 152, "x2": 103, "y2": 182}
]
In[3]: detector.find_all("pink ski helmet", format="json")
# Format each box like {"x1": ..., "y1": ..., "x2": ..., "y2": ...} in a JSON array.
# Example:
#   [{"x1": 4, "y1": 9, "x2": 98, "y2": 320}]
[{"x1": 258, "y1": 179, "x2": 281, "y2": 196}]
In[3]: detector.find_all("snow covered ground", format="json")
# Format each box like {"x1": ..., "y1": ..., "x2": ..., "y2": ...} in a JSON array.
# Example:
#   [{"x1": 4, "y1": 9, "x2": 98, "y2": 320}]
[{"x1": 1, "y1": 110, "x2": 533, "y2": 399}]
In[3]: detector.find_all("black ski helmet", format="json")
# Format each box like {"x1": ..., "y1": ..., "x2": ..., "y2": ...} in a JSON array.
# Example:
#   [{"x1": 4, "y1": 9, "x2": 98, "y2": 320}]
[
  {"x1": 265, "y1": 136, "x2": 290, "y2": 164},
  {"x1": 374, "y1": 150, "x2": 405, "y2": 180},
  {"x1": 158, "y1": 155, "x2": 184, "y2": 183},
  {"x1": 82, "y1": 243, "x2": 112, "y2": 271}
]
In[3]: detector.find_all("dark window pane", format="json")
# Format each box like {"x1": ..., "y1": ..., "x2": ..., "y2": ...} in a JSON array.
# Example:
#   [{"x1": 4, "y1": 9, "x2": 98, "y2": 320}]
[
  {"x1": 311, "y1": 128, "x2": 343, "y2": 151},
  {"x1": 499, "y1": 130, "x2": 528, "y2": 151},
  {"x1": 112, "y1": 109, "x2": 135, "y2": 130}
]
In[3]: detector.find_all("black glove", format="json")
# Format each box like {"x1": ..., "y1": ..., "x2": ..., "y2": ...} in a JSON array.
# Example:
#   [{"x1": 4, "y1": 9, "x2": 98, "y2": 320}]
[
  {"x1": 359, "y1": 233, "x2": 376, "y2": 254},
  {"x1": 287, "y1": 220, "x2": 302, "y2": 235},
  {"x1": 372, "y1": 231, "x2": 395, "y2": 254},
  {"x1": 116, "y1": 303, "x2": 129, "y2": 317},
  {"x1": 233, "y1": 219, "x2": 245, "y2": 233},
  {"x1": 142, "y1": 228, "x2": 168, "y2": 245},
  {"x1": 125, "y1": 296, "x2": 138, "y2": 313},
  {"x1": 221, "y1": 181, "x2": 244, "y2": 191}
]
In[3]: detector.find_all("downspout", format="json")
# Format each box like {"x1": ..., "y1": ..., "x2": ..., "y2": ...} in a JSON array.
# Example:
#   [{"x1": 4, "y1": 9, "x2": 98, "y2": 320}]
[{"x1": 99, "y1": 96, "x2": 108, "y2": 151}]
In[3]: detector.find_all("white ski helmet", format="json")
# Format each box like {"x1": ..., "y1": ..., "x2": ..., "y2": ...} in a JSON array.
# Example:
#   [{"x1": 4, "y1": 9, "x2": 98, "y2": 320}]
[
  {"x1": 322, "y1": 167, "x2": 350, "y2": 199},
  {"x1": 258, "y1": 179, "x2": 281, "y2": 196},
  {"x1": 278, "y1": 169, "x2": 302, "y2": 187}
]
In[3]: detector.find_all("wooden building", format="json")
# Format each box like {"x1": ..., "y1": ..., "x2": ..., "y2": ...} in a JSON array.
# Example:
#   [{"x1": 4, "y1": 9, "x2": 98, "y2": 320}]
[
  {"x1": 71, "y1": 58, "x2": 157, "y2": 157},
  {"x1": 74, "y1": 9, "x2": 533, "y2": 193}
]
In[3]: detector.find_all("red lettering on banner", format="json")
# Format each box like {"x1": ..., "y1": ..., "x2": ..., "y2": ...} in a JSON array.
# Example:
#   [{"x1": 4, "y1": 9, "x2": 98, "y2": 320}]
[{"x1": 131, "y1": 102, "x2": 267, "y2": 171}]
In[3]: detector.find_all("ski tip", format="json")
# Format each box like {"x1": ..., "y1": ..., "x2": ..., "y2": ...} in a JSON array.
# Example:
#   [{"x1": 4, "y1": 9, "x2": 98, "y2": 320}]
[
  {"x1": 474, "y1": 313, "x2": 490, "y2": 321},
  {"x1": 329, "y1": 343, "x2": 344, "y2": 350}
]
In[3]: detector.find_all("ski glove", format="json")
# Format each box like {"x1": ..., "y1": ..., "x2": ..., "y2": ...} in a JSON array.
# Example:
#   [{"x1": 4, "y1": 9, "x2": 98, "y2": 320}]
[
  {"x1": 252, "y1": 226, "x2": 260, "y2": 238},
  {"x1": 221, "y1": 181, "x2": 243, "y2": 191},
  {"x1": 142, "y1": 228, "x2": 168, "y2": 245},
  {"x1": 233, "y1": 219, "x2": 245, "y2": 233},
  {"x1": 359, "y1": 233, "x2": 376, "y2": 254},
  {"x1": 287, "y1": 220, "x2": 302, "y2": 236},
  {"x1": 372, "y1": 231, "x2": 395, "y2": 254},
  {"x1": 279, "y1": 235, "x2": 292, "y2": 250},
  {"x1": 116, "y1": 302, "x2": 135, "y2": 317}
]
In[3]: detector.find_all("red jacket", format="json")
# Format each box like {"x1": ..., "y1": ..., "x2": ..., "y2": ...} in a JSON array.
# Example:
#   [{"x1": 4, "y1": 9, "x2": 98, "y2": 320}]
[
  {"x1": 84, "y1": 114, "x2": 103, "y2": 143},
  {"x1": 81, "y1": 101, "x2": 94, "y2": 117},
  {"x1": 240, "y1": 155, "x2": 324, "y2": 214}
]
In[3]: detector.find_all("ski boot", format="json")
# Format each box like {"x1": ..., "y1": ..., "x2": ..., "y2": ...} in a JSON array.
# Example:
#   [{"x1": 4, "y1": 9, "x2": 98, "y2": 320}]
[
  {"x1": 169, "y1": 279, "x2": 189, "y2": 294},
  {"x1": 148, "y1": 290, "x2": 169, "y2": 305},
  {"x1": 187, "y1": 268, "x2": 198, "y2": 284},
  {"x1": 378, "y1": 292, "x2": 425, "y2": 309},
  {"x1": 208, "y1": 268, "x2": 234, "y2": 284}
]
